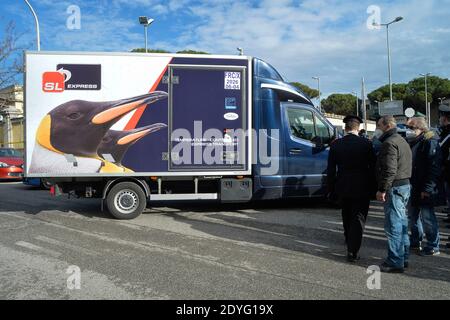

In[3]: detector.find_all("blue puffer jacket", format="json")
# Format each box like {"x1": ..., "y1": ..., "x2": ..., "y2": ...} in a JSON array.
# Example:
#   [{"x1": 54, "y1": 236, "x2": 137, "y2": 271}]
[{"x1": 409, "y1": 131, "x2": 446, "y2": 207}]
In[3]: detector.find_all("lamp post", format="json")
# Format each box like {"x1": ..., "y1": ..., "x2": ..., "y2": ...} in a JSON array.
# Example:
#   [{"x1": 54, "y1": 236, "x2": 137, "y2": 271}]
[
  {"x1": 24, "y1": 0, "x2": 40, "y2": 51},
  {"x1": 312, "y1": 76, "x2": 321, "y2": 113},
  {"x1": 351, "y1": 91, "x2": 358, "y2": 117},
  {"x1": 373, "y1": 17, "x2": 403, "y2": 101},
  {"x1": 139, "y1": 16, "x2": 154, "y2": 53},
  {"x1": 420, "y1": 73, "x2": 431, "y2": 127}
]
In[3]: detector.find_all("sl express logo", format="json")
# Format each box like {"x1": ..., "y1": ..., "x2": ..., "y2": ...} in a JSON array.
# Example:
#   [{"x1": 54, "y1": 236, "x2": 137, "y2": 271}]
[{"x1": 42, "y1": 64, "x2": 101, "y2": 93}]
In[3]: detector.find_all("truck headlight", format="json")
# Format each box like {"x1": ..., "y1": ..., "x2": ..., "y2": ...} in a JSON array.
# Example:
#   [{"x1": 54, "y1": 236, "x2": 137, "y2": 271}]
[{"x1": 0, "y1": 162, "x2": 10, "y2": 168}]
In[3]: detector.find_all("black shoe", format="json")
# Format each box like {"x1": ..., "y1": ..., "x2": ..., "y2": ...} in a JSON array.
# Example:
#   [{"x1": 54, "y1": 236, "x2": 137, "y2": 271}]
[
  {"x1": 420, "y1": 249, "x2": 441, "y2": 256},
  {"x1": 379, "y1": 262, "x2": 404, "y2": 273},
  {"x1": 404, "y1": 262, "x2": 409, "y2": 269},
  {"x1": 347, "y1": 253, "x2": 360, "y2": 262},
  {"x1": 410, "y1": 245, "x2": 422, "y2": 252}
]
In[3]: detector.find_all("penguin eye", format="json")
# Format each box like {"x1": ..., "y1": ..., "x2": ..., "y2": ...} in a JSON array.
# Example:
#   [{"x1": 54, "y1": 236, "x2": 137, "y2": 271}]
[{"x1": 67, "y1": 112, "x2": 82, "y2": 120}]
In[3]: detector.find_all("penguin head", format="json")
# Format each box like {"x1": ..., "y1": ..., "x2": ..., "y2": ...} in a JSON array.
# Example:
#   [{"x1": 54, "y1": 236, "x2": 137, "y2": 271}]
[
  {"x1": 36, "y1": 91, "x2": 168, "y2": 157},
  {"x1": 98, "y1": 123, "x2": 167, "y2": 164}
]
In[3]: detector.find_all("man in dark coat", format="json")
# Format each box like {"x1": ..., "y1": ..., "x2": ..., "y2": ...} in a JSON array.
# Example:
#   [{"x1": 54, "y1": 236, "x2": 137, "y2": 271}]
[
  {"x1": 407, "y1": 117, "x2": 443, "y2": 256},
  {"x1": 327, "y1": 115, "x2": 376, "y2": 262},
  {"x1": 437, "y1": 105, "x2": 450, "y2": 247}
]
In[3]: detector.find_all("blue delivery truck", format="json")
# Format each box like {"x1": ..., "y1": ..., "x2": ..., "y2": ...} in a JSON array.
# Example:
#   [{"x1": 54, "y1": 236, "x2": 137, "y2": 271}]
[{"x1": 24, "y1": 52, "x2": 337, "y2": 219}]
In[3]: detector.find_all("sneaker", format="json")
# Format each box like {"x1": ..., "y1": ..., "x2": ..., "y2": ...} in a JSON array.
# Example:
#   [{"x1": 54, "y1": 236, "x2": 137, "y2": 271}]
[
  {"x1": 347, "y1": 253, "x2": 360, "y2": 263},
  {"x1": 419, "y1": 249, "x2": 440, "y2": 256},
  {"x1": 410, "y1": 245, "x2": 422, "y2": 252},
  {"x1": 379, "y1": 262, "x2": 404, "y2": 273}
]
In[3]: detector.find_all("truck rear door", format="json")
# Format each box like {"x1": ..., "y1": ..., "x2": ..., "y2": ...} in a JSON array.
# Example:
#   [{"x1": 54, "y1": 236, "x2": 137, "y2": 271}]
[{"x1": 167, "y1": 64, "x2": 249, "y2": 172}]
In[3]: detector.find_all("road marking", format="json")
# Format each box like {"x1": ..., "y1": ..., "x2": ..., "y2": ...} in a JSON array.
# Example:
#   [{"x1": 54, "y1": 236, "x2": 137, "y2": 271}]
[
  {"x1": 295, "y1": 240, "x2": 328, "y2": 249},
  {"x1": 34, "y1": 235, "x2": 98, "y2": 256},
  {"x1": 15, "y1": 241, "x2": 61, "y2": 257}
]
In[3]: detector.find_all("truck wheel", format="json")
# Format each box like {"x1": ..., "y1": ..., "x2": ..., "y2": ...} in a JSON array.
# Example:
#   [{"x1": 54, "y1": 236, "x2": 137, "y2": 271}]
[{"x1": 106, "y1": 182, "x2": 147, "y2": 220}]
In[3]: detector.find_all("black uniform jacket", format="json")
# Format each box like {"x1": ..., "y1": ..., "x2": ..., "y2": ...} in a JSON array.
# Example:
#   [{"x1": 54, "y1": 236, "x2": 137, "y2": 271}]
[{"x1": 327, "y1": 133, "x2": 376, "y2": 199}]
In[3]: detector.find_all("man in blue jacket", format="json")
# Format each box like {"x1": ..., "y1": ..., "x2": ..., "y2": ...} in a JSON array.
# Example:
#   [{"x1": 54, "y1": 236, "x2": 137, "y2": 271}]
[{"x1": 407, "y1": 117, "x2": 443, "y2": 256}]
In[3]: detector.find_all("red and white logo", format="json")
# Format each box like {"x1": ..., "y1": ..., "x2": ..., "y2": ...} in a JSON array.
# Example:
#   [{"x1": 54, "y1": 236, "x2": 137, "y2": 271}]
[{"x1": 42, "y1": 68, "x2": 72, "y2": 93}]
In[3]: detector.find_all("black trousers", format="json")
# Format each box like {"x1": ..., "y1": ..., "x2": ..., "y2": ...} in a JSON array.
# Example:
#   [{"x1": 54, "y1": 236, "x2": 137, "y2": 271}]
[{"x1": 340, "y1": 197, "x2": 370, "y2": 255}]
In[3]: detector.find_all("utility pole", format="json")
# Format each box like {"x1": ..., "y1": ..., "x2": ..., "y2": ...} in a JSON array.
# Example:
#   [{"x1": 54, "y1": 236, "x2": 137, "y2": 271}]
[
  {"x1": 312, "y1": 77, "x2": 321, "y2": 113},
  {"x1": 420, "y1": 73, "x2": 431, "y2": 127},
  {"x1": 361, "y1": 78, "x2": 367, "y2": 131}
]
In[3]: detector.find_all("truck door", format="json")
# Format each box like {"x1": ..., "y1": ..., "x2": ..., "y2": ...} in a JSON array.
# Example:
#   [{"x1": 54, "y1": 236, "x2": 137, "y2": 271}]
[
  {"x1": 167, "y1": 65, "x2": 248, "y2": 172},
  {"x1": 281, "y1": 103, "x2": 333, "y2": 197}
]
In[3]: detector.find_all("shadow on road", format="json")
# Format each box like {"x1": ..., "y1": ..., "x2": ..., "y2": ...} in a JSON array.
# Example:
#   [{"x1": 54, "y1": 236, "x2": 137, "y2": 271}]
[{"x1": 2, "y1": 182, "x2": 449, "y2": 285}]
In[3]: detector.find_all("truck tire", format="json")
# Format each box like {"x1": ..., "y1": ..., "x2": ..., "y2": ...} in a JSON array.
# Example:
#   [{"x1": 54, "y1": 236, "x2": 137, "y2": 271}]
[{"x1": 106, "y1": 182, "x2": 147, "y2": 220}]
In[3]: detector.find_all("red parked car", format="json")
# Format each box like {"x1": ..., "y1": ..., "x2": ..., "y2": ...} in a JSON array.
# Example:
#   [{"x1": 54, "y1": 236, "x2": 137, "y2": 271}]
[{"x1": 0, "y1": 148, "x2": 23, "y2": 180}]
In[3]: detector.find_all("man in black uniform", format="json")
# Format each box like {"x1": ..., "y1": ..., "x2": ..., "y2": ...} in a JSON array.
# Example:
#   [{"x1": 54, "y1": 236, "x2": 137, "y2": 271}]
[
  {"x1": 327, "y1": 115, "x2": 376, "y2": 262},
  {"x1": 438, "y1": 105, "x2": 450, "y2": 246}
]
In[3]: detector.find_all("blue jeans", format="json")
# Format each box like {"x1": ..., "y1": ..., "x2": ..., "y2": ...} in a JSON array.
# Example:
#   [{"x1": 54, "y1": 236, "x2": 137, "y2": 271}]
[
  {"x1": 409, "y1": 205, "x2": 440, "y2": 251},
  {"x1": 384, "y1": 185, "x2": 411, "y2": 268}
]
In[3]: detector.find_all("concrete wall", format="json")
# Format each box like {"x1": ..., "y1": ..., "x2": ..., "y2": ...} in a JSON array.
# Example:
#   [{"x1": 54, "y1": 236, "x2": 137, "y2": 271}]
[{"x1": 0, "y1": 118, "x2": 24, "y2": 149}]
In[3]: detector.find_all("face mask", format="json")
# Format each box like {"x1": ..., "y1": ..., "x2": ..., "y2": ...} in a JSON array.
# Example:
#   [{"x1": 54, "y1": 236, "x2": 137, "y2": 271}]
[
  {"x1": 373, "y1": 129, "x2": 383, "y2": 139},
  {"x1": 405, "y1": 130, "x2": 418, "y2": 141}
]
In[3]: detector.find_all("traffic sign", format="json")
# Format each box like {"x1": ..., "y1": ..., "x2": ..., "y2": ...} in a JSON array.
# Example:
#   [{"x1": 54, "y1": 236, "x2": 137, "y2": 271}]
[{"x1": 379, "y1": 100, "x2": 404, "y2": 116}]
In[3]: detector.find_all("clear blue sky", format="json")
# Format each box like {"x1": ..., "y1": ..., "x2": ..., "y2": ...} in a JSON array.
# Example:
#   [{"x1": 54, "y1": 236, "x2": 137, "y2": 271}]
[{"x1": 1, "y1": 0, "x2": 449, "y2": 99}]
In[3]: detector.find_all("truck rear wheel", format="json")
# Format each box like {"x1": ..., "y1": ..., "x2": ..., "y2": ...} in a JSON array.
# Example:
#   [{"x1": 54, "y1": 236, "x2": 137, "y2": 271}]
[{"x1": 106, "y1": 182, "x2": 147, "y2": 220}]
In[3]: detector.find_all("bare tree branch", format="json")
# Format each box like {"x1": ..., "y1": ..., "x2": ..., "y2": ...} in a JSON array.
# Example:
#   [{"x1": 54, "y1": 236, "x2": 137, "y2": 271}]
[{"x1": 0, "y1": 21, "x2": 28, "y2": 88}]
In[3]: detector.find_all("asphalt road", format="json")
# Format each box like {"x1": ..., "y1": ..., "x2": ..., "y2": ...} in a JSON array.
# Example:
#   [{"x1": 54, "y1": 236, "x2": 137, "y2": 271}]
[{"x1": 0, "y1": 182, "x2": 449, "y2": 300}]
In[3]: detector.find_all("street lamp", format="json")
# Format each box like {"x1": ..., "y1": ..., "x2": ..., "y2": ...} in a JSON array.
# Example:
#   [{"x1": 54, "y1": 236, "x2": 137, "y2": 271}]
[
  {"x1": 139, "y1": 16, "x2": 154, "y2": 53},
  {"x1": 312, "y1": 76, "x2": 321, "y2": 113},
  {"x1": 420, "y1": 72, "x2": 431, "y2": 127},
  {"x1": 24, "y1": 0, "x2": 40, "y2": 51},
  {"x1": 373, "y1": 16, "x2": 404, "y2": 101}
]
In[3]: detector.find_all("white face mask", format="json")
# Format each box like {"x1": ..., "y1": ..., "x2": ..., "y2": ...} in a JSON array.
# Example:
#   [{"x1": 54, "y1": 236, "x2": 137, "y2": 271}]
[
  {"x1": 373, "y1": 129, "x2": 383, "y2": 139},
  {"x1": 405, "y1": 130, "x2": 418, "y2": 141}
]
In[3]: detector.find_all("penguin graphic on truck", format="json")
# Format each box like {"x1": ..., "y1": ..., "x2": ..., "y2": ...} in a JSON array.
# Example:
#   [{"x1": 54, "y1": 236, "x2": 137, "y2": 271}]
[
  {"x1": 29, "y1": 92, "x2": 168, "y2": 174},
  {"x1": 25, "y1": 52, "x2": 336, "y2": 219}
]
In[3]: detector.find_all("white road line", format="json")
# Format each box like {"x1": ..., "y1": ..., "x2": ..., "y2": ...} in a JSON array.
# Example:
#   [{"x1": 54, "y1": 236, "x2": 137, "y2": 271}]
[
  {"x1": 34, "y1": 235, "x2": 98, "y2": 256},
  {"x1": 15, "y1": 241, "x2": 61, "y2": 257}
]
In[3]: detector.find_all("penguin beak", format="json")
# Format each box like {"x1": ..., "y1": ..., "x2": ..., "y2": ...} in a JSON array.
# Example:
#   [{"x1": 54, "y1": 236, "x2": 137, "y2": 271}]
[
  {"x1": 91, "y1": 91, "x2": 168, "y2": 125},
  {"x1": 117, "y1": 123, "x2": 167, "y2": 145}
]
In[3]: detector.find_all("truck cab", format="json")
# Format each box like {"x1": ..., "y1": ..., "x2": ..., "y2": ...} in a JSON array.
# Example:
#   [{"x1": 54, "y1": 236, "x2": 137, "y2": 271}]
[{"x1": 252, "y1": 58, "x2": 335, "y2": 200}]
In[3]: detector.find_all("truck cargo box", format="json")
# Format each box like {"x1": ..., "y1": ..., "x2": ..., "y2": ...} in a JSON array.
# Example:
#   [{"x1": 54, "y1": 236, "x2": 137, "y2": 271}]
[{"x1": 24, "y1": 52, "x2": 252, "y2": 178}]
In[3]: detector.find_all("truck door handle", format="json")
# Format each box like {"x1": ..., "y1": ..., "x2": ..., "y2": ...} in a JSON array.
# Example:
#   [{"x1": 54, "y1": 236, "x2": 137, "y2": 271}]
[{"x1": 289, "y1": 148, "x2": 302, "y2": 155}]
